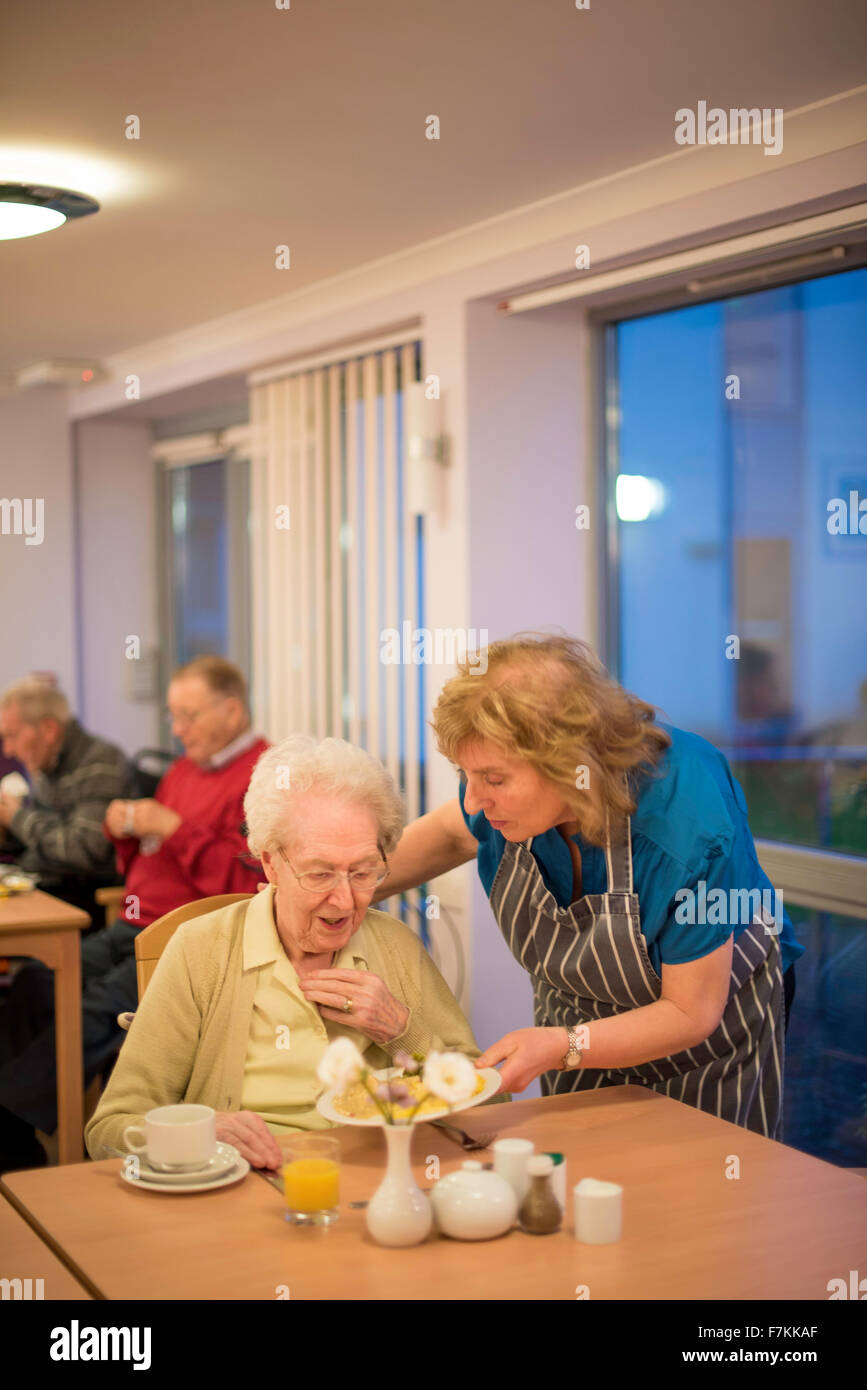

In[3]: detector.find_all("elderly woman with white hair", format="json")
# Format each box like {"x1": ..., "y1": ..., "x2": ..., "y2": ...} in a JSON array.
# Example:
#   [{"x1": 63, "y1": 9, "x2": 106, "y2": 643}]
[{"x1": 86, "y1": 736, "x2": 483, "y2": 1170}]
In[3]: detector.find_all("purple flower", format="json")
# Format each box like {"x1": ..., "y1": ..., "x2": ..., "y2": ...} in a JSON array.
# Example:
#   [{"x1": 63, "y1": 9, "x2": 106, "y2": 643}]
[
  {"x1": 393, "y1": 1050, "x2": 420, "y2": 1074},
  {"x1": 375, "y1": 1081, "x2": 412, "y2": 1105}
]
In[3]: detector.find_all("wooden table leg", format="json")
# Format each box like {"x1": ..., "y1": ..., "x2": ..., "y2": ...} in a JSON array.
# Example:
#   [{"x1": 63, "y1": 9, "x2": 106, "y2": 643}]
[
  {"x1": 54, "y1": 931, "x2": 83, "y2": 1164},
  {"x1": 0, "y1": 901, "x2": 89, "y2": 1168}
]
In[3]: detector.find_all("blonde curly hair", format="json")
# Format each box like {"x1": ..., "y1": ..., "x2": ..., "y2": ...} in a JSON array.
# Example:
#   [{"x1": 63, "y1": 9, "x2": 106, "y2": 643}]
[{"x1": 431, "y1": 632, "x2": 671, "y2": 846}]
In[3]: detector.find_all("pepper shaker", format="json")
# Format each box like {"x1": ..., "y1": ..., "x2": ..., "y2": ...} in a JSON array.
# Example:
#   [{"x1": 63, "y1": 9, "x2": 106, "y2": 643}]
[
  {"x1": 542, "y1": 1151, "x2": 567, "y2": 1212},
  {"x1": 517, "y1": 1154, "x2": 562, "y2": 1234}
]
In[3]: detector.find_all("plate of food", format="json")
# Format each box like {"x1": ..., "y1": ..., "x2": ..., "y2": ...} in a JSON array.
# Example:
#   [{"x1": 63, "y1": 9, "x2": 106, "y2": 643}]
[
  {"x1": 0, "y1": 868, "x2": 38, "y2": 897},
  {"x1": 317, "y1": 1063, "x2": 502, "y2": 1127}
]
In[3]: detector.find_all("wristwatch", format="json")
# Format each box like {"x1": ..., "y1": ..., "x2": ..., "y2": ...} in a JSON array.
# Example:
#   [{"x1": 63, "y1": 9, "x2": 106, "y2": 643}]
[{"x1": 559, "y1": 1026, "x2": 584, "y2": 1071}]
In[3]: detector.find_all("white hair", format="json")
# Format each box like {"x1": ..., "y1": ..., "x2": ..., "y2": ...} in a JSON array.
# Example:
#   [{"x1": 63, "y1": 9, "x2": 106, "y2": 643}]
[{"x1": 243, "y1": 735, "x2": 405, "y2": 860}]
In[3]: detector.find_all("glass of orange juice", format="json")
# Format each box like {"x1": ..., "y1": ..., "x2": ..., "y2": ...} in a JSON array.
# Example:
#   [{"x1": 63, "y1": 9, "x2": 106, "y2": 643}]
[{"x1": 283, "y1": 1134, "x2": 340, "y2": 1226}]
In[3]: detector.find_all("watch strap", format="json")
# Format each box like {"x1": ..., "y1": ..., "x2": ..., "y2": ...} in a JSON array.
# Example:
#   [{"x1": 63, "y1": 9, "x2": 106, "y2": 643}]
[{"x1": 559, "y1": 1025, "x2": 584, "y2": 1071}]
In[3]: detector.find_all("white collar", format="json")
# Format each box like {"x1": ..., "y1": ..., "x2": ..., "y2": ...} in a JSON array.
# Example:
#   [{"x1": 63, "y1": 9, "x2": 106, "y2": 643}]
[{"x1": 207, "y1": 726, "x2": 260, "y2": 770}]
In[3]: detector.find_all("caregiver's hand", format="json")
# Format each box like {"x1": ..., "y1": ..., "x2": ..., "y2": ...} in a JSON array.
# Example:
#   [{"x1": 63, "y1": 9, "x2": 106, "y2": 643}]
[
  {"x1": 300, "y1": 968, "x2": 410, "y2": 1046},
  {"x1": 476, "y1": 1028, "x2": 568, "y2": 1094},
  {"x1": 214, "y1": 1110, "x2": 283, "y2": 1170}
]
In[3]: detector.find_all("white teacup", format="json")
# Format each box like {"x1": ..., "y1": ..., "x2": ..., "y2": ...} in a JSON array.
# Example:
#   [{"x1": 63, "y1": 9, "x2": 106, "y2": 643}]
[{"x1": 123, "y1": 1104, "x2": 217, "y2": 1172}]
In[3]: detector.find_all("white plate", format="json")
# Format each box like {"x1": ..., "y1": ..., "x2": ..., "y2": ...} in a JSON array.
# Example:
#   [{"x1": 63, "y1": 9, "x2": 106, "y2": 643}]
[
  {"x1": 126, "y1": 1142, "x2": 241, "y2": 1186},
  {"x1": 0, "y1": 869, "x2": 37, "y2": 895},
  {"x1": 317, "y1": 1067, "x2": 502, "y2": 1128},
  {"x1": 120, "y1": 1151, "x2": 250, "y2": 1194}
]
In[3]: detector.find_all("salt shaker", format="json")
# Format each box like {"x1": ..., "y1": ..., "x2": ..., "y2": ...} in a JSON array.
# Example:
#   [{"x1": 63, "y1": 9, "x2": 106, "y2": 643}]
[
  {"x1": 517, "y1": 1154, "x2": 562, "y2": 1234},
  {"x1": 492, "y1": 1136, "x2": 534, "y2": 1205},
  {"x1": 573, "y1": 1177, "x2": 623, "y2": 1244}
]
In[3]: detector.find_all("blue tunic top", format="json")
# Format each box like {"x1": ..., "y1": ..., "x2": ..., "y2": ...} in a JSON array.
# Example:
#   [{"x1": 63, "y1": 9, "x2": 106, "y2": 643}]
[{"x1": 458, "y1": 724, "x2": 805, "y2": 977}]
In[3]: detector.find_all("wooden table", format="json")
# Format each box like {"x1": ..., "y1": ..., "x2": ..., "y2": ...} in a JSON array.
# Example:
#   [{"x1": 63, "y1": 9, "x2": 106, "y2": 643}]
[
  {"x1": 0, "y1": 889, "x2": 90, "y2": 1163},
  {"x1": 3, "y1": 1086, "x2": 866, "y2": 1300},
  {"x1": 0, "y1": 1189, "x2": 92, "y2": 1299}
]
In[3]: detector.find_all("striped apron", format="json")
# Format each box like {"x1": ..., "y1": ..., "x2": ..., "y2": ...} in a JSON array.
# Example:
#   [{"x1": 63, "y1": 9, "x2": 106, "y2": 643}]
[{"x1": 488, "y1": 818, "x2": 785, "y2": 1139}]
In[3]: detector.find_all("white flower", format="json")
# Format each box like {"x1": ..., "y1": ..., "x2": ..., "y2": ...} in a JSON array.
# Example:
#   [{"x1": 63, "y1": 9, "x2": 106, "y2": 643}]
[
  {"x1": 317, "y1": 1037, "x2": 365, "y2": 1090},
  {"x1": 422, "y1": 1050, "x2": 477, "y2": 1104}
]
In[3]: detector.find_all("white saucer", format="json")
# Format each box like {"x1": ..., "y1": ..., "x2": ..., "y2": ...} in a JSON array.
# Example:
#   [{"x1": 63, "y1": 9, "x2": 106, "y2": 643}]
[
  {"x1": 129, "y1": 1142, "x2": 240, "y2": 1184},
  {"x1": 120, "y1": 1144, "x2": 250, "y2": 1193}
]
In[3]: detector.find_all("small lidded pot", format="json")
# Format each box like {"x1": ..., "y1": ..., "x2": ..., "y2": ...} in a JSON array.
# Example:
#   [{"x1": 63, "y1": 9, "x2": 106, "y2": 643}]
[{"x1": 431, "y1": 1160, "x2": 519, "y2": 1241}]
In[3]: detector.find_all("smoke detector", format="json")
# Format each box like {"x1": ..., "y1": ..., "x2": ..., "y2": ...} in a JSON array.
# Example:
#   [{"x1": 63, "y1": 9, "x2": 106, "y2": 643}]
[{"x1": 14, "y1": 360, "x2": 107, "y2": 390}]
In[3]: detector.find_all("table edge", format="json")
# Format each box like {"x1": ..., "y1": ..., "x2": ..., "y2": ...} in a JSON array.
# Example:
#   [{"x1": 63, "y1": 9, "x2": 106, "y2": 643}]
[{"x1": 0, "y1": 1179, "x2": 105, "y2": 1301}]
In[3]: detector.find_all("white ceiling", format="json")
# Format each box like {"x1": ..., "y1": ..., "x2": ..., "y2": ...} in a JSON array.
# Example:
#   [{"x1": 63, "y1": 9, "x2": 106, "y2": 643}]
[{"x1": 1, "y1": 0, "x2": 866, "y2": 393}]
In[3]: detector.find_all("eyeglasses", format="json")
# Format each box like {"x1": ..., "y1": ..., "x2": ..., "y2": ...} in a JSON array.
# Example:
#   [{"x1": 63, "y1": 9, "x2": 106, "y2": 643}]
[
  {"x1": 163, "y1": 696, "x2": 226, "y2": 729},
  {"x1": 277, "y1": 845, "x2": 389, "y2": 893}
]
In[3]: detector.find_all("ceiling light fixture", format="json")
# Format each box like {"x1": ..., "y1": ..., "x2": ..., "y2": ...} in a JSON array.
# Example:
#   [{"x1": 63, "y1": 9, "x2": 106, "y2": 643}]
[{"x1": 0, "y1": 182, "x2": 99, "y2": 240}]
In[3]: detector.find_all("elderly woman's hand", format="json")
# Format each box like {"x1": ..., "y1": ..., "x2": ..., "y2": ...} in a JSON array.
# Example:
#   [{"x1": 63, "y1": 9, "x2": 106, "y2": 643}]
[
  {"x1": 214, "y1": 1110, "x2": 283, "y2": 1170},
  {"x1": 299, "y1": 968, "x2": 410, "y2": 1046}
]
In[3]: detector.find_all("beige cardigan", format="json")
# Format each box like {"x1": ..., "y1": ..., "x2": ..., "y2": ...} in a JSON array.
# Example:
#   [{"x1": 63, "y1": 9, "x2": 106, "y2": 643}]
[{"x1": 86, "y1": 893, "x2": 494, "y2": 1157}]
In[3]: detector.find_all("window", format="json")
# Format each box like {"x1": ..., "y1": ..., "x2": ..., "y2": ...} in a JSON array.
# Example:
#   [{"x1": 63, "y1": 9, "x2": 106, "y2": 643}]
[
  {"x1": 159, "y1": 453, "x2": 251, "y2": 684},
  {"x1": 602, "y1": 260, "x2": 867, "y2": 1163},
  {"x1": 606, "y1": 265, "x2": 867, "y2": 862},
  {"x1": 783, "y1": 904, "x2": 867, "y2": 1166}
]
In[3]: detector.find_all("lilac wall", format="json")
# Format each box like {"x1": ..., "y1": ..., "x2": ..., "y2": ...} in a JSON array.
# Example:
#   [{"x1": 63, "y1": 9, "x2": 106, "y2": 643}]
[
  {"x1": 76, "y1": 418, "x2": 160, "y2": 754},
  {"x1": 0, "y1": 388, "x2": 77, "y2": 700}
]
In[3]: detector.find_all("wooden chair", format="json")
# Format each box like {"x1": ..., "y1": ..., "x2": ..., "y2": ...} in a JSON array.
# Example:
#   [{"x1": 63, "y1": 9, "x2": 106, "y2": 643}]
[
  {"x1": 51, "y1": 894, "x2": 254, "y2": 1167},
  {"x1": 95, "y1": 885, "x2": 126, "y2": 926},
  {"x1": 116, "y1": 893, "x2": 253, "y2": 1030}
]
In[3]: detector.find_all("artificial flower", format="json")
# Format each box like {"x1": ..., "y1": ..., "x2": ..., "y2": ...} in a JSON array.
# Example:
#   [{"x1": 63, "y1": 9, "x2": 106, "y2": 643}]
[
  {"x1": 393, "y1": 1049, "x2": 421, "y2": 1073},
  {"x1": 422, "y1": 1050, "x2": 477, "y2": 1103},
  {"x1": 317, "y1": 1036, "x2": 365, "y2": 1090}
]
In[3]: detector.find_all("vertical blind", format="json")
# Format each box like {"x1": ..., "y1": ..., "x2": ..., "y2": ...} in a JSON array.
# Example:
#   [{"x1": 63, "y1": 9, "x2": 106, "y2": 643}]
[{"x1": 249, "y1": 341, "x2": 426, "y2": 908}]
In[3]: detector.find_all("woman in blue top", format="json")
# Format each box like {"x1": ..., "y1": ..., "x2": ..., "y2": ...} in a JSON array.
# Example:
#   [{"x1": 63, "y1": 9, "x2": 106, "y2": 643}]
[{"x1": 377, "y1": 634, "x2": 803, "y2": 1140}]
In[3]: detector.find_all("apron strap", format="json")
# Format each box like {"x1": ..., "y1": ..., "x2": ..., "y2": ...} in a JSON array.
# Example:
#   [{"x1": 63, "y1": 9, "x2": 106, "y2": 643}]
[
  {"x1": 528, "y1": 818, "x2": 634, "y2": 897},
  {"x1": 604, "y1": 813, "x2": 634, "y2": 895}
]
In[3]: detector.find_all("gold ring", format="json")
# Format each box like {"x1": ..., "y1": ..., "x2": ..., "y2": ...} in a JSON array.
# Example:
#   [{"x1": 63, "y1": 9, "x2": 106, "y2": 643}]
[{"x1": 342, "y1": 997, "x2": 353, "y2": 1013}]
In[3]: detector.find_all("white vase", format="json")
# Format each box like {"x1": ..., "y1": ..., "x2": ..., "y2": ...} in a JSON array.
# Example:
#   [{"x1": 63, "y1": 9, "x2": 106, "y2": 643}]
[{"x1": 365, "y1": 1123, "x2": 432, "y2": 1248}]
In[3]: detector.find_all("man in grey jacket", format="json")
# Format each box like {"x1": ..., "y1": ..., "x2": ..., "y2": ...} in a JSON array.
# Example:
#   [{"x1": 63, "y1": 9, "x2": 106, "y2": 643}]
[{"x1": 0, "y1": 677, "x2": 131, "y2": 915}]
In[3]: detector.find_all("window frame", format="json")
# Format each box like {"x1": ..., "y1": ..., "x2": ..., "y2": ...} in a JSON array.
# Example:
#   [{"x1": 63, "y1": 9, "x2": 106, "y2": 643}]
[
  {"x1": 154, "y1": 438, "x2": 252, "y2": 717},
  {"x1": 585, "y1": 236, "x2": 867, "y2": 921}
]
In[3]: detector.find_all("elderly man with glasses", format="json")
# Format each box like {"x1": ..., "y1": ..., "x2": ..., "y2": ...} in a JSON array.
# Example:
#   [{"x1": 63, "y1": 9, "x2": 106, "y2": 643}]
[
  {"x1": 86, "y1": 735, "x2": 485, "y2": 1169},
  {"x1": 0, "y1": 655, "x2": 268, "y2": 1174},
  {"x1": 101, "y1": 655, "x2": 268, "y2": 925}
]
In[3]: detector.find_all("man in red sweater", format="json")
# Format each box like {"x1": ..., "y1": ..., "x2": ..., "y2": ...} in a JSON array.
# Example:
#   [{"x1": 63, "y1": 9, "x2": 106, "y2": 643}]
[
  {"x1": 0, "y1": 656, "x2": 269, "y2": 1173},
  {"x1": 102, "y1": 657, "x2": 269, "y2": 928}
]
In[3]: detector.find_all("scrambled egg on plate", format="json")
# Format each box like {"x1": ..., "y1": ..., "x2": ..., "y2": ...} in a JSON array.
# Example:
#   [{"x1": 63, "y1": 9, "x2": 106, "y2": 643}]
[{"x1": 333, "y1": 1069, "x2": 485, "y2": 1121}]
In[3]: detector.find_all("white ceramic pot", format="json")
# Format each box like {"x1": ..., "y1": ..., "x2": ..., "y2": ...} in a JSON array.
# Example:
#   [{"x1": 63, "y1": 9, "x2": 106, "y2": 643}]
[
  {"x1": 365, "y1": 1124, "x2": 433, "y2": 1248},
  {"x1": 431, "y1": 1160, "x2": 518, "y2": 1240}
]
